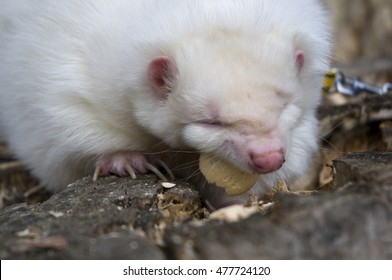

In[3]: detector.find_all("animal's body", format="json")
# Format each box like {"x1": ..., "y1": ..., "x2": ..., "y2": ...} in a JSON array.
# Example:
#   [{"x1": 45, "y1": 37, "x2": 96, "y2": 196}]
[{"x1": 0, "y1": 0, "x2": 331, "y2": 208}]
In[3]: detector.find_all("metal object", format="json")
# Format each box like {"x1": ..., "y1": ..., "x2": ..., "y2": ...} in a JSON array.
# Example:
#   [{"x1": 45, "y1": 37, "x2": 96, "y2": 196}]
[{"x1": 323, "y1": 68, "x2": 392, "y2": 96}]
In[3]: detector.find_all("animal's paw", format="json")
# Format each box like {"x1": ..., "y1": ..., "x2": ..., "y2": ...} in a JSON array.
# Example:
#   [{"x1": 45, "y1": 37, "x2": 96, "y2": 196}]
[{"x1": 93, "y1": 151, "x2": 174, "y2": 181}]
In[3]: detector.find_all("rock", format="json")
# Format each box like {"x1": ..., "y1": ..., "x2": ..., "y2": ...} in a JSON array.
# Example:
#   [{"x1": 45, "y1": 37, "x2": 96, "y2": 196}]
[
  {"x1": 3, "y1": 151, "x2": 391, "y2": 260},
  {"x1": 165, "y1": 152, "x2": 392, "y2": 259},
  {"x1": 332, "y1": 152, "x2": 392, "y2": 188},
  {"x1": 0, "y1": 175, "x2": 202, "y2": 259},
  {"x1": 166, "y1": 191, "x2": 392, "y2": 259}
]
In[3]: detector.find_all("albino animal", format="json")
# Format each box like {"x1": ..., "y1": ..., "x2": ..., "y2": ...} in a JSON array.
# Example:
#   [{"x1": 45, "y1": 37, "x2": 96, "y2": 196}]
[{"x1": 0, "y1": 0, "x2": 331, "y2": 209}]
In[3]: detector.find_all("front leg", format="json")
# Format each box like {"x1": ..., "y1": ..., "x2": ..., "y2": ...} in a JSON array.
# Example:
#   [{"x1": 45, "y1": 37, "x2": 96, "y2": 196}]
[{"x1": 93, "y1": 151, "x2": 174, "y2": 181}]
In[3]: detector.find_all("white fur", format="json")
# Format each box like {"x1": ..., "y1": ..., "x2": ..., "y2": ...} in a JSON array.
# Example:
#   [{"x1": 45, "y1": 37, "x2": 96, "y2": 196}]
[{"x1": 0, "y1": 0, "x2": 331, "y2": 206}]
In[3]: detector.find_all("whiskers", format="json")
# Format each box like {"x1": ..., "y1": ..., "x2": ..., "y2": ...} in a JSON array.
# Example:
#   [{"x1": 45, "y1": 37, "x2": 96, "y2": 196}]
[
  {"x1": 320, "y1": 120, "x2": 344, "y2": 139},
  {"x1": 143, "y1": 149, "x2": 202, "y2": 183},
  {"x1": 318, "y1": 120, "x2": 345, "y2": 160}
]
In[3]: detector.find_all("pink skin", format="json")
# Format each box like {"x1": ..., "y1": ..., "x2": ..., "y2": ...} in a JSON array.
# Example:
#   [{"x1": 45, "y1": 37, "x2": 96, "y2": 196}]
[
  {"x1": 96, "y1": 152, "x2": 150, "y2": 177},
  {"x1": 245, "y1": 136, "x2": 286, "y2": 174},
  {"x1": 248, "y1": 149, "x2": 285, "y2": 174},
  {"x1": 295, "y1": 50, "x2": 305, "y2": 72},
  {"x1": 94, "y1": 151, "x2": 173, "y2": 181},
  {"x1": 147, "y1": 56, "x2": 178, "y2": 99}
]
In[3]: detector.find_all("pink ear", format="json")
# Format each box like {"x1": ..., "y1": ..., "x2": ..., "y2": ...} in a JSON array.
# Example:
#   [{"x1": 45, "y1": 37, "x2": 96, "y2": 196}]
[
  {"x1": 295, "y1": 50, "x2": 305, "y2": 72},
  {"x1": 147, "y1": 56, "x2": 178, "y2": 99}
]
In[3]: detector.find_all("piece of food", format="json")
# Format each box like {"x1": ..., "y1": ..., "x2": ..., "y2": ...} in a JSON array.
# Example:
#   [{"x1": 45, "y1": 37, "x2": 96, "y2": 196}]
[
  {"x1": 161, "y1": 182, "x2": 176, "y2": 189},
  {"x1": 199, "y1": 153, "x2": 259, "y2": 196}
]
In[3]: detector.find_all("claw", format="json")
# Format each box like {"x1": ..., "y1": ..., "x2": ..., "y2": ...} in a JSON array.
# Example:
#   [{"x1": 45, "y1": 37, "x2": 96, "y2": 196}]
[
  {"x1": 124, "y1": 163, "x2": 137, "y2": 179},
  {"x1": 144, "y1": 162, "x2": 168, "y2": 181},
  {"x1": 93, "y1": 165, "x2": 101, "y2": 181},
  {"x1": 155, "y1": 159, "x2": 175, "y2": 180},
  {"x1": 93, "y1": 152, "x2": 173, "y2": 182}
]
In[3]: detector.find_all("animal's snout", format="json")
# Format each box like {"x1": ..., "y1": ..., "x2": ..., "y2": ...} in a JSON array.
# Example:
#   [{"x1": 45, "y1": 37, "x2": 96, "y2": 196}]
[{"x1": 249, "y1": 149, "x2": 285, "y2": 174}]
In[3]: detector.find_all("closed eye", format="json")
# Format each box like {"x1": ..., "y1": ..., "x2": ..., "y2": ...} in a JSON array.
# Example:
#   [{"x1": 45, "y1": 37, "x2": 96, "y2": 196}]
[{"x1": 196, "y1": 119, "x2": 224, "y2": 128}]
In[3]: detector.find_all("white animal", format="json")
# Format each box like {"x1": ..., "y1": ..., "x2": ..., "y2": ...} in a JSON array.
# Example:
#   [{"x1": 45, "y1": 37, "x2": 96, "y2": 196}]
[{"x1": 0, "y1": 0, "x2": 331, "y2": 209}]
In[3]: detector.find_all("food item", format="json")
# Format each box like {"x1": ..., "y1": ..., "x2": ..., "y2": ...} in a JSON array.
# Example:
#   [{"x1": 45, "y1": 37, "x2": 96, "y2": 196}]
[
  {"x1": 161, "y1": 182, "x2": 176, "y2": 189},
  {"x1": 199, "y1": 153, "x2": 259, "y2": 196}
]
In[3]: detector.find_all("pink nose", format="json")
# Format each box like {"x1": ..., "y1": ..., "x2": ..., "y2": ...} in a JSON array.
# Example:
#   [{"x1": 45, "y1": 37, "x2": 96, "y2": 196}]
[{"x1": 249, "y1": 150, "x2": 285, "y2": 174}]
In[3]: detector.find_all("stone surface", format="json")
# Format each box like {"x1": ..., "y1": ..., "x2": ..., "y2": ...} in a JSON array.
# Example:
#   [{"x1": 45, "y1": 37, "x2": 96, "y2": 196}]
[
  {"x1": 333, "y1": 152, "x2": 392, "y2": 188},
  {"x1": 165, "y1": 151, "x2": 392, "y2": 259},
  {"x1": 0, "y1": 175, "x2": 202, "y2": 259},
  {"x1": 1, "y1": 151, "x2": 392, "y2": 259},
  {"x1": 166, "y1": 192, "x2": 392, "y2": 259}
]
